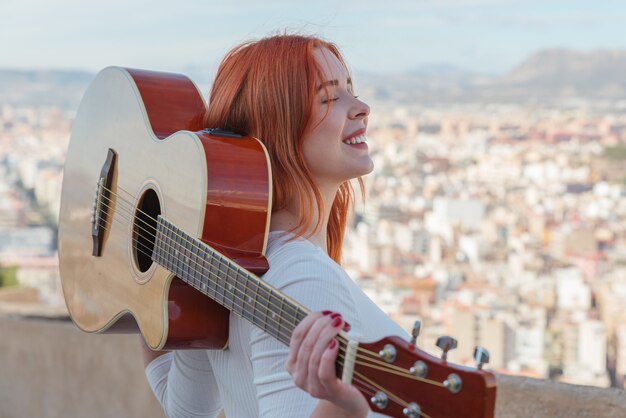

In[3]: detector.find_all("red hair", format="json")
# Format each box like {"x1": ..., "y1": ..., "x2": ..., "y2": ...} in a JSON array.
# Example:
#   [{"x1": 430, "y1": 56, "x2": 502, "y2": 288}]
[{"x1": 204, "y1": 34, "x2": 362, "y2": 262}]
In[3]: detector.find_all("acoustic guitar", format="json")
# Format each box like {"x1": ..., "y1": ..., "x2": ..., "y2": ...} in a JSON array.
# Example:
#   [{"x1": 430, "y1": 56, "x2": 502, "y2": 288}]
[{"x1": 58, "y1": 66, "x2": 496, "y2": 418}]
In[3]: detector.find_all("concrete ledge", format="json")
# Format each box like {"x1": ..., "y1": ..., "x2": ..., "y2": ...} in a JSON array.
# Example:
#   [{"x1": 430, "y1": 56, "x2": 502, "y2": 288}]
[
  {"x1": 496, "y1": 374, "x2": 626, "y2": 418},
  {"x1": 1, "y1": 315, "x2": 625, "y2": 418},
  {"x1": 0, "y1": 315, "x2": 164, "y2": 418}
]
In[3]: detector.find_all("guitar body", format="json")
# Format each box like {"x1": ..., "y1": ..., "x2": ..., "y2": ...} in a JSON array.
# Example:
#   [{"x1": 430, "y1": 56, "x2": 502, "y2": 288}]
[{"x1": 58, "y1": 67, "x2": 272, "y2": 350}]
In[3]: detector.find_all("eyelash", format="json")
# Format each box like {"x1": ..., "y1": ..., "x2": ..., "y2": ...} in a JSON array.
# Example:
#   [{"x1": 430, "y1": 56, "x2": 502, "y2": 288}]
[{"x1": 321, "y1": 95, "x2": 360, "y2": 104}]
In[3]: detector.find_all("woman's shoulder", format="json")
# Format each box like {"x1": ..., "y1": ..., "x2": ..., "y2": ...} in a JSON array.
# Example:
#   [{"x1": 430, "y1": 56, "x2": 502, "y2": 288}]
[
  {"x1": 265, "y1": 231, "x2": 342, "y2": 273},
  {"x1": 261, "y1": 231, "x2": 355, "y2": 306},
  {"x1": 262, "y1": 232, "x2": 408, "y2": 341}
]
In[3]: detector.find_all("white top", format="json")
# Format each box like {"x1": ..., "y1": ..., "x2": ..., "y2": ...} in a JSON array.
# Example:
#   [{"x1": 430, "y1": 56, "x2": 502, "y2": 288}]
[{"x1": 145, "y1": 232, "x2": 409, "y2": 418}]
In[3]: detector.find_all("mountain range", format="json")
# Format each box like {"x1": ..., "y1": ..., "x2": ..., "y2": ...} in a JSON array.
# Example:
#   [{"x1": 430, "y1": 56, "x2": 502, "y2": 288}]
[
  {"x1": 1, "y1": 49, "x2": 625, "y2": 109},
  {"x1": 358, "y1": 49, "x2": 626, "y2": 104}
]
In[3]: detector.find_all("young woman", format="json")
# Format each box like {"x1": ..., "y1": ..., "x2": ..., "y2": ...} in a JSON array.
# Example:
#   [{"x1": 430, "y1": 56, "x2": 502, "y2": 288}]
[{"x1": 142, "y1": 33, "x2": 407, "y2": 418}]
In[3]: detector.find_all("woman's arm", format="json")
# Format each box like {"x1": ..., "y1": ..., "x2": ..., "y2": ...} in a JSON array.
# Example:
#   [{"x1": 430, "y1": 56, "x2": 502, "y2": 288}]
[
  {"x1": 250, "y1": 246, "x2": 373, "y2": 417},
  {"x1": 142, "y1": 339, "x2": 223, "y2": 418}
]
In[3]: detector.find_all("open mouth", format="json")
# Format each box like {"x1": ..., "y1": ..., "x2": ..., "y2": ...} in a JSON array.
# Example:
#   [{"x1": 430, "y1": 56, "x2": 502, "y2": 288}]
[{"x1": 342, "y1": 134, "x2": 367, "y2": 145}]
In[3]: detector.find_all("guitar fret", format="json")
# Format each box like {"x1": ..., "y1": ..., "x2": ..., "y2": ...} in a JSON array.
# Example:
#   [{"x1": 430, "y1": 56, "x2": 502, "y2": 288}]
[
  {"x1": 265, "y1": 287, "x2": 275, "y2": 333},
  {"x1": 241, "y1": 272, "x2": 250, "y2": 321},
  {"x1": 191, "y1": 242, "x2": 200, "y2": 290},
  {"x1": 249, "y1": 279, "x2": 262, "y2": 330},
  {"x1": 177, "y1": 232, "x2": 185, "y2": 281},
  {"x1": 255, "y1": 284, "x2": 270, "y2": 332},
  {"x1": 208, "y1": 251, "x2": 220, "y2": 300},
  {"x1": 187, "y1": 240, "x2": 194, "y2": 284},
  {"x1": 208, "y1": 251, "x2": 221, "y2": 302},
  {"x1": 232, "y1": 269, "x2": 244, "y2": 318},
  {"x1": 216, "y1": 256, "x2": 224, "y2": 305},
  {"x1": 267, "y1": 289, "x2": 280, "y2": 340},
  {"x1": 153, "y1": 216, "x2": 308, "y2": 349},
  {"x1": 199, "y1": 245, "x2": 210, "y2": 297},
  {"x1": 225, "y1": 267, "x2": 237, "y2": 314},
  {"x1": 240, "y1": 273, "x2": 257, "y2": 324},
  {"x1": 182, "y1": 234, "x2": 190, "y2": 284},
  {"x1": 173, "y1": 229, "x2": 182, "y2": 276},
  {"x1": 218, "y1": 257, "x2": 232, "y2": 310},
  {"x1": 277, "y1": 297, "x2": 285, "y2": 340},
  {"x1": 179, "y1": 231, "x2": 187, "y2": 280},
  {"x1": 164, "y1": 222, "x2": 175, "y2": 274}
]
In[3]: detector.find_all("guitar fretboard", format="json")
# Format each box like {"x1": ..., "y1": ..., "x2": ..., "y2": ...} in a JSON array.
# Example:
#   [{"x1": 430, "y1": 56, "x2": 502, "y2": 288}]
[{"x1": 151, "y1": 216, "x2": 309, "y2": 346}]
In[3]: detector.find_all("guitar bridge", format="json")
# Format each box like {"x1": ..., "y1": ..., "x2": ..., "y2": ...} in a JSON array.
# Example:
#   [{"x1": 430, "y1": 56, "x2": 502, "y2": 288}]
[{"x1": 91, "y1": 148, "x2": 117, "y2": 256}]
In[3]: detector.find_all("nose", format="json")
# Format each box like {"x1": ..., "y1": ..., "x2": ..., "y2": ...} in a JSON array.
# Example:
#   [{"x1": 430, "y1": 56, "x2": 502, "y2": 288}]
[{"x1": 349, "y1": 97, "x2": 370, "y2": 120}]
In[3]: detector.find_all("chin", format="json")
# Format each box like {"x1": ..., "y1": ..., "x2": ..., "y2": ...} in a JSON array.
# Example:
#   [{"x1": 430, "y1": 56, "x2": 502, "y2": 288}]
[
  {"x1": 349, "y1": 164, "x2": 374, "y2": 181},
  {"x1": 361, "y1": 160, "x2": 375, "y2": 176}
]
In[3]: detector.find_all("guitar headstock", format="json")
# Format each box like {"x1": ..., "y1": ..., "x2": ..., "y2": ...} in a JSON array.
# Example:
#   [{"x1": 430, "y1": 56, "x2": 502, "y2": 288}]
[{"x1": 345, "y1": 331, "x2": 497, "y2": 418}]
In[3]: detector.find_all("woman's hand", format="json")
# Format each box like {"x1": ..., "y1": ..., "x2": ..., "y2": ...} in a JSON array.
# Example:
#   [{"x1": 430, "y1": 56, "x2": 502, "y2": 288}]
[{"x1": 286, "y1": 311, "x2": 369, "y2": 418}]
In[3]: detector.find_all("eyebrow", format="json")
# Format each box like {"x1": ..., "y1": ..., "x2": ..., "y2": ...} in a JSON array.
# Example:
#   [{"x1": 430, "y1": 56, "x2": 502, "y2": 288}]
[{"x1": 317, "y1": 78, "x2": 353, "y2": 91}]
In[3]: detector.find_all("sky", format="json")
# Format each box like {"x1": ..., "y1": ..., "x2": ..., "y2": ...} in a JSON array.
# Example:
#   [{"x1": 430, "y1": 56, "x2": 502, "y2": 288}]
[{"x1": 2, "y1": 0, "x2": 625, "y2": 77}]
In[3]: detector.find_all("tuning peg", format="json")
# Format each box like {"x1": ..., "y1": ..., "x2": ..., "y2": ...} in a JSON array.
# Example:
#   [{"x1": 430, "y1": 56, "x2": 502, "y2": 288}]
[
  {"x1": 410, "y1": 320, "x2": 422, "y2": 345},
  {"x1": 370, "y1": 391, "x2": 389, "y2": 410},
  {"x1": 474, "y1": 346, "x2": 490, "y2": 370},
  {"x1": 402, "y1": 402, "x2": 422, "y2": 417},
  {"x1": 378, "y1": 344, "x2": 397, "y2": 363},
  {"x1": 436, "y1": 336, "x2": 457, "y2": 361}
]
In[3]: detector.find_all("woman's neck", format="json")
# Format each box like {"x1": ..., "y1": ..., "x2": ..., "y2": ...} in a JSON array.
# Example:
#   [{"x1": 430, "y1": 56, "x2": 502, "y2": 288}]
[{"x1": 270, "y1": 186, "x2": 337, "y2": 253}]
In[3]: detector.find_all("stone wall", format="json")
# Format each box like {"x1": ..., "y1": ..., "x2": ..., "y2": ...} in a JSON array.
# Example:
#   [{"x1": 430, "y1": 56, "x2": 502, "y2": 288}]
[{"x1": 1, "y1": 315, "x2": 625, "y2": 418}]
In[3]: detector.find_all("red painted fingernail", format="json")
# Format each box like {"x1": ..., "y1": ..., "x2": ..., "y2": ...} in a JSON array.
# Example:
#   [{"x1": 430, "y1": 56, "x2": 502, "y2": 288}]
[
  {"x1": 328, "y1": 339, "x2": 337, "y2": 349},
  {"x1": 330, "y1": 312, "x2": 341, "y2": 319},
  {"x1": 343, "y1": 321, "x2": 351, "y2": 332},
  {"x1": 331, "y1": 317, "x2": 342, "y2": 327},
  {"x1": 322, "y1": 310, "x2": 332, "y2": 316}
]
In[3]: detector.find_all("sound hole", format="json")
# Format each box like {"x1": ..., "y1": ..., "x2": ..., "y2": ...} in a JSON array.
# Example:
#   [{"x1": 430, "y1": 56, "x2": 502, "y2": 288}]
[{"x1": 133, "y1": 188, "x2": 161, "y2": 272}]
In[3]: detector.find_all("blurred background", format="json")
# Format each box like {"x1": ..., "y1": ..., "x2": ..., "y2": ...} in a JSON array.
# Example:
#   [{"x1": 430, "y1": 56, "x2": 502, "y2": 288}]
[{"x1": 1, "y1": 0, "x2": 626, "y2": 417}]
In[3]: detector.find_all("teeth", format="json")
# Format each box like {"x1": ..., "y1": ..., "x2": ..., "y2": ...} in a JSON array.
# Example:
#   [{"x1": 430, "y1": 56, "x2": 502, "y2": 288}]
[{"x1": 343, "y1": 134, "x2": 367, "y2": 145}]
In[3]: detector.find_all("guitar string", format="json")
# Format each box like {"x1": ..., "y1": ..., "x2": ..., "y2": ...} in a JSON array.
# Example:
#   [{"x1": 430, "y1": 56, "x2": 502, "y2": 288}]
[
  {"x1": 353, "y1": 357, "x2": 444, "y2": 387},
  {"x1": 95, "y1": 195, "x2": 307, "y2": 334},
  {"x1": 95, "y1": 192, "x2": 445, "y2": 387},
  {"x1": 99, "y1": 185, "x2": 400, "y2": 365},
  {"x1": 94, "y1": 211, "x2": 346, "y2": 357},
  {"x1": 97, "y1": 185, "x2": 429, "y2": 373},
  {"x1": 347, "y1": 378, "x2": 419, "y2": 417},
  {"x1": 93, "y1": 199, "x2": 435, "y2": 410},
  {"x1": 94, "y1": 186, "x2": 448, "y2": 388},
  {"x1": 354, "y1": 370, "x2": 435, "y2": 418},
  {"x1": 96, "y1": 190, "x2": 348, "y2": 342},
  {"x1": 94, "y1": 205, "x2": 397, "y2": 374},
  {"x1": 349, "y1": 377, "x2": 429, "y2": 418},
  {"x1": 95, "y1": 188, "x2": 449, "y2": 389},
  {"x1": 353, "y1": 370, "x2": 411, "y2": 411},
  {"x1": 94, "y1": 214, "x2": 414, "y2": 412}
]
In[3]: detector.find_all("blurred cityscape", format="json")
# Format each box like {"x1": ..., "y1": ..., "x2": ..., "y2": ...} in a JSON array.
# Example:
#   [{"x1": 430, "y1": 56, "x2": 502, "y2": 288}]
[{"x1": 1, "y1": 49, "x2": 626, "y2": 391}]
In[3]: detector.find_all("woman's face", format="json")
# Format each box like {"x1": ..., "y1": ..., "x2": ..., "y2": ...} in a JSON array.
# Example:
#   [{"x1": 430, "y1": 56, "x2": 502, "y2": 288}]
[{"x1": 301, "y1": 47, "x2": 373, "y2": 191}]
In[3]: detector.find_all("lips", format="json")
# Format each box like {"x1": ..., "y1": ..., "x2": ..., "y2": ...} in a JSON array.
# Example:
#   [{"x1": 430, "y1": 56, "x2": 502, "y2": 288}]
[{"x1": 343, "y1": 128, "x2": 366, "y2": 142}]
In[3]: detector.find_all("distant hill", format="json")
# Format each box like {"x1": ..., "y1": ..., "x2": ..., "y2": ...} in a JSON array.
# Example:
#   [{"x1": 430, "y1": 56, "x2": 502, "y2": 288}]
[
  {"x1": 359, "y1": 49, "x2": 626, "y2": 104},
  {"x1": 2, "y1": 49, "x2": 626, "y2": 108},
  {"x1": 496, "y1": 49, "x2": 626, "y2": 100}
]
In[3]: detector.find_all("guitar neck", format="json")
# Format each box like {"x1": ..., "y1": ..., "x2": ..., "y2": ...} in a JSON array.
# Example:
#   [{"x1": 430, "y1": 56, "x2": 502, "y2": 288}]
[{"x1": 151, "y1": 215, "x2": 308, "y2": 346}]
